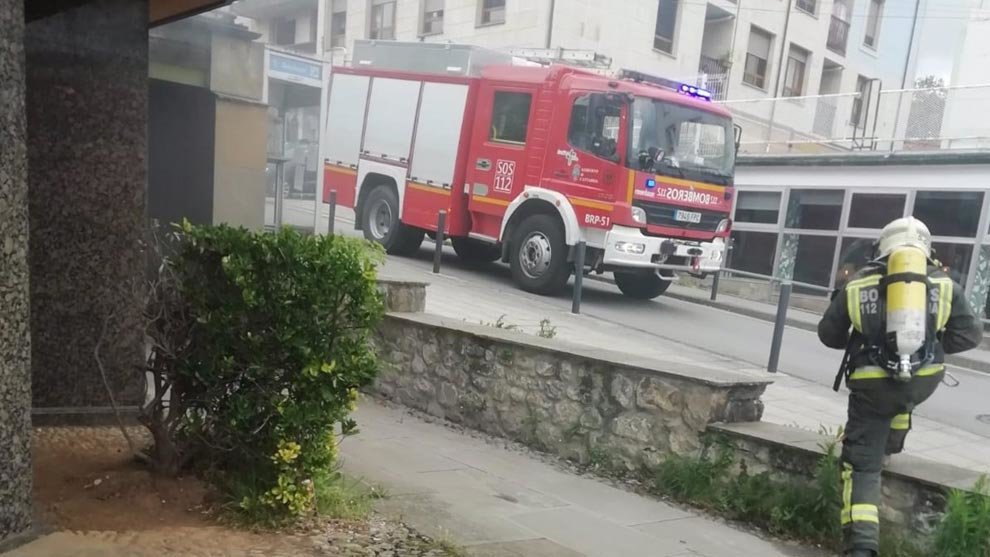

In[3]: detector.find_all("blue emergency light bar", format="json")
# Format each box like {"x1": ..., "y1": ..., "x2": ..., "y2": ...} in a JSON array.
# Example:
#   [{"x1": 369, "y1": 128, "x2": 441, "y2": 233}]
[{"x1": 619, "y1": 69, "x2": 713, "y2": 102}]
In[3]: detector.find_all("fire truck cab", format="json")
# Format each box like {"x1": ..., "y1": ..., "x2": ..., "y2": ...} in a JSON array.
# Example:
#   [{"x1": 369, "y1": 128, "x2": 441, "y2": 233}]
[{"x1": 323, "y1": 41, "x2": 737, "y2": 299}]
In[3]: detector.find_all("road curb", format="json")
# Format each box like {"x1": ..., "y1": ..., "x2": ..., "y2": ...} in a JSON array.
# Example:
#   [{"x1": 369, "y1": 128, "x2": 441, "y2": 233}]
[{"x1": 584, "y1": 274, "x2": 990, "y2": 375}]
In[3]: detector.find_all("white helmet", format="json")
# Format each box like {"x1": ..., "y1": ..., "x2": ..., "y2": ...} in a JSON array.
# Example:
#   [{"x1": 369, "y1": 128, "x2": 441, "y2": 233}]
[{"x1": 877, "y1": 217, "x2": 932, "y2": 258}]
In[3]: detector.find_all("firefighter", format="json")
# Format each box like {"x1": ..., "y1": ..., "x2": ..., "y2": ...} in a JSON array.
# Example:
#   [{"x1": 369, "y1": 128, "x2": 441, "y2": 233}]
[{"x1": 818, "y1": 216, "x2": 981, "y2": 557}]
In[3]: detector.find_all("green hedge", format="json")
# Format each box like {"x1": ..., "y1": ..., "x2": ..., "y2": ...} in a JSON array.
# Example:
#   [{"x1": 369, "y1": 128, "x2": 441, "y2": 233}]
[{"x1": 147, "y1": 223, "x2": 384, "y2": 522}]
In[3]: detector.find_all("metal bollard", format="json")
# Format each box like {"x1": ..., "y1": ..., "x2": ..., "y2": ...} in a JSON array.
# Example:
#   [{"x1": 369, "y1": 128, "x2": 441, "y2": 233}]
[
  {"x1": 433, "y1": 210, "x2": 446, "y2": 274},
  {"x1": 327, "y1": 190, "x2": 337, "y2": 235},
  {"x1": 767, "y1": 281, "x2": 792, "y2": 373},
  {"x1": 571, "y1": 241, "x2": 586, "y2": 315},
  {"x1": 710, "y1": 269, "x2": 721, "y2": 301}
]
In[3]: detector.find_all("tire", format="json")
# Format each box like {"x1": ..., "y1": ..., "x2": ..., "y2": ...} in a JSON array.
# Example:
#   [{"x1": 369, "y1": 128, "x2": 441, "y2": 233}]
[
  {"x1": 509, "y1": 214, "x2": 571, "y2": 295},
  {"x1": 613, "y1": 270, "x2": 672, "y2": 300},
  {"x1": 361, "y1": 186, "x2": 424, "y2": 256},
  {"x1": 452, "y1": 237, "x2": 501, "y2": 265}
]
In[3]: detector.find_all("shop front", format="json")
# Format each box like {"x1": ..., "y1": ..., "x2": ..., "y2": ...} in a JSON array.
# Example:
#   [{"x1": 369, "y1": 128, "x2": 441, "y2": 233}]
[{"x1": 732, "y1": 152, "x2": 990, "y2": 317}]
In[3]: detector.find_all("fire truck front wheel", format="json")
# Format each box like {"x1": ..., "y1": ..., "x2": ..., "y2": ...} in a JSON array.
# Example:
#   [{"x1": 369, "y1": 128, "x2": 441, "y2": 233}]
[
  {"x1": 510, "y1": 214, "x2": 571, "y2": 295},
  {"x1": 452, "y1": 237, "x2": 501, "y2": 265},
  {"x1": 362, "y1": 186, "x2": 424, "y2": 256},
  {"x1": 613, "y1": 270, "x2": 672, "y2": 300}
]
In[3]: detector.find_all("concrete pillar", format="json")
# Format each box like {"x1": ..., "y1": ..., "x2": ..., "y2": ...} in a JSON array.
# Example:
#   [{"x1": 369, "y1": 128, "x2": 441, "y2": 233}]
[
  {"x1": 0, "y1": 0, "x2": 34, "y2": 544},
  {"x1": 25, "y1": 0, "x2": 148, "y2": 414}
]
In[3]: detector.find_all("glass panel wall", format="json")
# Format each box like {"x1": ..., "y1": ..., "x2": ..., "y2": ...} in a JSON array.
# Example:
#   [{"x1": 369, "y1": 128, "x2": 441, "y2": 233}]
[
  {"x1": 785, "y1": 189, "x2": 843, "y2": 230},
  {"x1": 913, "y1": 191, "x2": 983, "y2": 237},
  {"x1": 729, "y1": 231, "x2": 778, "y2": 275},
  {"x1": 836, "y1": 236, "x2": 876, "y2": 287},
  {"x1": 848, "y1": 193, "x2": 905, "y2": 229},
  {"x1": 735, "y1": 191, "x2": 781, "y2": 224}
]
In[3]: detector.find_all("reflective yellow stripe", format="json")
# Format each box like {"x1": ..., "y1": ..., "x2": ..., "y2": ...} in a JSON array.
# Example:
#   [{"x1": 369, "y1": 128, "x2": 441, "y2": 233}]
[
  {"x1": 891, "y1": 413, "x2": 911, "y2": 430},
  {"x1": 846, "y1": 504, "x2": 880, "y2": 524},
  {"x1": 849, "y1": 367, "x2": 888, "y2": 380},
  {"x1": 916, "y1": 365, "x2": 945, "y2": 377},
  {"x1": 841, "y1": 464, "x2": 853, "y2": 526},
  {"x1": 932, "y1": 278, "x2": 953, "y2": 330},
  {"x1": 845, "y1": 275, "x2": 881, "y2": 333}
]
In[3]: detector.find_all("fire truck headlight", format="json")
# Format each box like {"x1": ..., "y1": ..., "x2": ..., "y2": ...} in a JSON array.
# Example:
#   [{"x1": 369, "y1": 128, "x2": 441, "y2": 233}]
[
  {"x1": 716, "y1": 218, "x2": 731, "y2": 233},
  {"x1": 615, "y1": 242, "x2": 646, "y2": 255},
  {"x1": 631, "y1": 206, "x2": 647, "y2": 224}
]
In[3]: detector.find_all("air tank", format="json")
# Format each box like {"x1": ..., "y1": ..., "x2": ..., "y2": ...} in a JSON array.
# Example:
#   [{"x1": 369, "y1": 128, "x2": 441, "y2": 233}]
[{"x1": 886, "y1": 246, "x2": 928, "y2": 381}]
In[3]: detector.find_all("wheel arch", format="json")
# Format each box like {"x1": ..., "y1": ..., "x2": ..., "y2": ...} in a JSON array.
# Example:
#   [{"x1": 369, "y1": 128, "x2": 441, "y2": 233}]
[
  {"x1": 355, "y1": 161, "x2": 408, "y2": 229},
  {"x1": 499, "y1": 188, "x2": 581, "y2": 262}
]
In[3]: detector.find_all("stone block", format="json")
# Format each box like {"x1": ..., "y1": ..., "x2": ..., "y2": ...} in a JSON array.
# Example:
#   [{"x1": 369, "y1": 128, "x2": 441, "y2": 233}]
[
  {"x1": 611, "y1": 413, "x2": 654, "y2": 444},
  {"x1": 610, "y1": 374, "x2": 635, "y2": 409}
]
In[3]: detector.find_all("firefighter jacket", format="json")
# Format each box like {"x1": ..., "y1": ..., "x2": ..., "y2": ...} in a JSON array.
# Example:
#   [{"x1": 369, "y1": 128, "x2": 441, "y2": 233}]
[{"x1": 818, "y1": 264, "x2": 982, "y2": 371}]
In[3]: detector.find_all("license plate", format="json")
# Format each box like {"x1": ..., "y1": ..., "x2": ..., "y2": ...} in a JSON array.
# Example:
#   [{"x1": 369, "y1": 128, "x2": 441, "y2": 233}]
[{"x1": 674, "y1": 210, "x2": 702, "y2": 224}]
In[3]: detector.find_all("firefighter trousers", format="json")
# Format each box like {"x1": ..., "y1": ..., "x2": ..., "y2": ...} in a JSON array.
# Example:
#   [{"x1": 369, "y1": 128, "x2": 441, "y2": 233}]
[{"x1": 840, "y1": 365, "x2": 944, "y2": 555}]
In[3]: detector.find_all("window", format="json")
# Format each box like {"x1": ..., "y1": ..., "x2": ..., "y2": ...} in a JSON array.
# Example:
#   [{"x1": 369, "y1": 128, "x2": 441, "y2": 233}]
[
  {"x1": 864, "y1": 0, "x2": 883, "y2": 48},
  {"x1": 330, "y1": 0, "x2": 347, "y2": 48},
  {"x1": 932, "y1": 243, "x2": 973, "y2": 286},
  {"x1": 489, "y1": 91, "x2": 532, "y2": 144},
  {"x1": 654, "y1": 0, "x2": 679, "y2": 54},
  {"x1": 783, "y1": 44, "x2": 809, "y2": 97},
  {"x1": 827, "y1": 0, "x2": 851, "y2": 54},
  {"x1": 743, "y1": 26, "x2": 773, "y2": 89},
  {"x1": 735, "y1": 191, "x2": 781, "y2": 224},
  {"x1": 422, "y1": 0, "x2": 443, "y2": 35},
  {"x1": 479, "y1": 0, "x2": 505, "y2": 26},
  {"x1": 370, "y1": 0, "x2": 396, "y2": 40},
  {"x1": 850, "y1": 75, "x2": 870, "y2": 127},
  {"x1": 729, "y1": 231, "x2": 778, "y2": 276},
  {"x1": 848, "y1": 193, "x2": 905, "y2": 228},
  {"x1": 913, "y1": 191, "x2": 984, "y2": 238},
  {"x1": 273, "y1": 17, "x2": 296, "y2": 46},
  {"x1": 791, "y1": 234, "x2": 838, "y2": 287},
  {"x1": 567, "y1": 94, "x2": 621, "y2": 160},
  {"x1": 785, "y1": 189, "x2": 843, "y2": 230},
  {"x1": 836, "y1": 237, "x2": 878, "y2": 287},
  {"x1": 796, "y1": 0, "x2": 816, "y2": 15}
]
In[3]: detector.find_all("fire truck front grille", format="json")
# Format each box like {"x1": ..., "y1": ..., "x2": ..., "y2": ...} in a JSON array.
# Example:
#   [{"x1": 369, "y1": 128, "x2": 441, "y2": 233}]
[{"x1": 633, "y1": 201, "x2": 725, "y2": 232}]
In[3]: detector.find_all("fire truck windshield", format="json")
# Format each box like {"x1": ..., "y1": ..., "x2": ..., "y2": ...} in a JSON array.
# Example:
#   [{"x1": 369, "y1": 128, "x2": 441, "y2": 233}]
[{"x1": 628, "y1": 96, "x2": 734, "y2": 185}]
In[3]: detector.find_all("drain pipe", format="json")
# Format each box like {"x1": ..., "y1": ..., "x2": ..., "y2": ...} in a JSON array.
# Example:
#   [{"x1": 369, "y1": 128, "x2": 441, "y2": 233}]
[
  {"x1": 545, "y1": 0, "x2": 557, "y2": 48},
  {"x1": 764, "y1": 0, "x2": 794, "y2": 152},
  {"x1": 890, "y1": 0, "x2": 923, "y2": 152}
]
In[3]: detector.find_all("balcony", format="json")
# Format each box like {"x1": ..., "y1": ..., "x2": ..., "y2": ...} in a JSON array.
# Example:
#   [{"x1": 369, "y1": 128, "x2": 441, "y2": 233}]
[
  {"x1": 230, "y1": 0, "x2": 315, "y2": 19},
  {"x1": 697, "y1": 55, "x2": 730, "y2": 101},
  {"x1": 826, "y1": 15, "x2": 849, "y2": 55}
]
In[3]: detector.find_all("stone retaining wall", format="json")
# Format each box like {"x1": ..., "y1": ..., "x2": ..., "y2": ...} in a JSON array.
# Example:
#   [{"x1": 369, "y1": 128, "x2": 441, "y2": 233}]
[
  {"x1": 713, "y1": 421, "x2": 984, "y2": 547},
  {"x1": 373, "y1": 312, "x2": 770, "y2": 470}
]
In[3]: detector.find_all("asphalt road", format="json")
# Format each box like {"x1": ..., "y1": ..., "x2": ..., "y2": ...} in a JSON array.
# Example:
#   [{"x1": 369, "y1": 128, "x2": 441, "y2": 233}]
[{"x1": 302, "y1": 202, "x2": 990, "y2": 439}]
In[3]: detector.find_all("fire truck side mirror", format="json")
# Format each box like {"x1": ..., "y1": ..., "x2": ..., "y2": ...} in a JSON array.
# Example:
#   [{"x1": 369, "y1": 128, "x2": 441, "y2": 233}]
[{"x1": 733, "y1": 124, "x2": 742, "y2": 155}]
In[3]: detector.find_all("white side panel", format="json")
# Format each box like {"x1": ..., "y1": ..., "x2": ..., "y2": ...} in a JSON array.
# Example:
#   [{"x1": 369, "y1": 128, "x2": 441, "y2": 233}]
[
  {"x1": 325, "y1": 74, "x2": 370, "y2": 167},
  {"x1": 410, "y1": 82, "x2": 469, "y2": 187},
  {"x1": 364, "y1": 77, "x2": 421, "y2": 162}
]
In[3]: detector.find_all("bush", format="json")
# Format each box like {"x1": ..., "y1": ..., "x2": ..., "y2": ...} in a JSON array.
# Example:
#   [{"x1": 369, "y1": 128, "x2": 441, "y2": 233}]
[
  {"x1": 653, "y1": 433, "x2": 842, "y2": 548},
  {"x1": 932, "y1": 476, "x2": 990, "y2": 557},
  {"x1": 143, "y1": 223, "x2": 384, "y2": 523}
]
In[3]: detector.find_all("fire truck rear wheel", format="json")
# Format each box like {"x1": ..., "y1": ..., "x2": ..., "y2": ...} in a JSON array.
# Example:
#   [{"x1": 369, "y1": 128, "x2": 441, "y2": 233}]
[
  {"x1": 362, "y1": 186, "x2": 424, "y2": 256},
  {"x1": 613, "y1": 270, "x2": 672, "y2": 300},
  {"x1": 510, "y1": 214, "x2": 571, "y2": 295},
  {"x1": 451, "y1": 237, "x2": 501, "y2": 264}
]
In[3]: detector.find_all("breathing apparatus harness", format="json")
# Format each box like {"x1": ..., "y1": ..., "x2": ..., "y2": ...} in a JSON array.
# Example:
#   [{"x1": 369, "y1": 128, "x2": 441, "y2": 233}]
[{"x1": 831, "y1": 259, "x2": 940, "y2": 392}]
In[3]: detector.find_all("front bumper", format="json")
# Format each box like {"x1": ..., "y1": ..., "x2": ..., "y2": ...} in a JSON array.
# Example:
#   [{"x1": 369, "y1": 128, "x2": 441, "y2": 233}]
[{"x1": 602, "y1": 225, "x2": 725, "y2": 272}]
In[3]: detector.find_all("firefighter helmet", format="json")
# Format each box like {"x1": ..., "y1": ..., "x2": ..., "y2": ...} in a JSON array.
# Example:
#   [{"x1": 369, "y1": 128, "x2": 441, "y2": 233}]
[{"x1": 877, "y1": 217, "x2": 932, "y2": 258}]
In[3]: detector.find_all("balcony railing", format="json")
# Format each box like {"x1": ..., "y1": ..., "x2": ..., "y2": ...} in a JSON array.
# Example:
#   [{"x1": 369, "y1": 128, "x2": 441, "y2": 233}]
[
  {"x1": 698, "y1": 55, "x2": 730, "y2": 101},
  {"x1": 827, "y1": 16, "x2": 849, "y2": 55}
]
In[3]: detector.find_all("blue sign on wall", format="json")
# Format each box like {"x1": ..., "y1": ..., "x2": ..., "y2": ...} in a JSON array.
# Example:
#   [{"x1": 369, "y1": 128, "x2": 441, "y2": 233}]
[{"x1": 270, "y1": 53, "x2": 322, "y2": 82}]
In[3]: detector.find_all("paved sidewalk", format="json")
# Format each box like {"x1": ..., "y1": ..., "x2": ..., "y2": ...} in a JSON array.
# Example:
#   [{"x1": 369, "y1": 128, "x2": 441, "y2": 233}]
[
  {"x1": 341, "y1": 400, "x2": 829, "y2": 557},
  {"x1": 378, "y1": 256, "x2": 990, "y2": 474}
]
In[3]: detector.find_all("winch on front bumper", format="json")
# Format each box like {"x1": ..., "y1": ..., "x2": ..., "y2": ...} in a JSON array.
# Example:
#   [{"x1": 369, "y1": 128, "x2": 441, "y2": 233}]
[{"x1": 602, "y1": 225, "x2": 724, "y2": 274}]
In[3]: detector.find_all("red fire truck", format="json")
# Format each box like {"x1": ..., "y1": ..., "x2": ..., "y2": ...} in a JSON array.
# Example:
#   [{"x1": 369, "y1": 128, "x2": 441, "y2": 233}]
[{"x1": 323, "y1": 41, "x2": 737, "y2": 299}]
